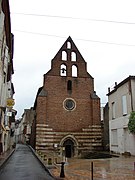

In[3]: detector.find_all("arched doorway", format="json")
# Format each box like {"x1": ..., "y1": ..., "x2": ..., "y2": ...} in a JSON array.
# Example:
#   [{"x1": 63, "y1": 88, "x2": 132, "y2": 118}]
[{"x1": 63, "y1": 139, "x2": 74, "y2": 158}]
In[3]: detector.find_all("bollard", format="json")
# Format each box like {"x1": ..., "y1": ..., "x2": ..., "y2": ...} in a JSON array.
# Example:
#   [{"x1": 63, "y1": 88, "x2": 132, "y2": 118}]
[
  {"x1": 91, "y1": 162, "x2": 93, "y2": 180},
  {"x1": 48, "y1": 158, "x2": 52, "y2": 165},
  {"x1": 55, "y1": 157, "x2": 57, "y2": 164},
  {"x1": 60, "y1": 162, "x2": 65, "y2": 178},
  {"x1": 44, "y1": 155, "x2": 47, "y2": 161}
]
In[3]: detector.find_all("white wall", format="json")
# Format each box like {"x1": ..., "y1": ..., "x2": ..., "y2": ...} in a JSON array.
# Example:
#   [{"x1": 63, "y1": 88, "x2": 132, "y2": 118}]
[
  {"x1": 109, "y1": 78, "x2": 135, "y2": 155},
  {"x1": 109, "y1": 109, "x2": 135, "y2": 155}
]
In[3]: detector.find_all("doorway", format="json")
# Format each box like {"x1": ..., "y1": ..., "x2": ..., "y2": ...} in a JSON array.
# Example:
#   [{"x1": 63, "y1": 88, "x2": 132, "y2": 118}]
[
  {"x1": 63, "y1": 139, "x2": 74, "y2": 158},
  {"x1": 65, "y1": 145, "x2": 72, "y2": 158}
]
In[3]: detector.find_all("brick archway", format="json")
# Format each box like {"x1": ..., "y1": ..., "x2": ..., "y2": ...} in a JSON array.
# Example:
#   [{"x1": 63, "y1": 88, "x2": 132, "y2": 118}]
[{"x1": 60, "y1": 135, "x2": 78, "y2": 157}]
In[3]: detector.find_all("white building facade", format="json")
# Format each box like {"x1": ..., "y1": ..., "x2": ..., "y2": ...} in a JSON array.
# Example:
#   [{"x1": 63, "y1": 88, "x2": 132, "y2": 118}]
[
  {"x1": 0, "y1": 0, "x2": 16, "y2": 154},
  {"x1": 108, "y1": 76, "x2": 135, "y2": 155}
]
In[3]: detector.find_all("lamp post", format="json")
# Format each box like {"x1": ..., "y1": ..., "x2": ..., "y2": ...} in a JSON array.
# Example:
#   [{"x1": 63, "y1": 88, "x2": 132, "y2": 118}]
[
  {"x1": 60, "y1": 162, "x2": 65, "y2": 178},
  {"x1": 60, "y1": 146, "x2": 66, "y2": 178}
]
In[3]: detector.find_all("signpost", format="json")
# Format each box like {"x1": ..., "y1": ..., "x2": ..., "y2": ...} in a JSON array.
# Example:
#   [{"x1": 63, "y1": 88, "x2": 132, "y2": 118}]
[{"x1": 6, "y1": 98, "x2": 15, "y2": 108}]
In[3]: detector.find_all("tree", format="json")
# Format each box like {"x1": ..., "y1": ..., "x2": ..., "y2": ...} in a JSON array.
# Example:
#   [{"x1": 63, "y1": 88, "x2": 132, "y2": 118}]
[{"x1": 128, "y1": 111, "x2": 135, "y2": 134}]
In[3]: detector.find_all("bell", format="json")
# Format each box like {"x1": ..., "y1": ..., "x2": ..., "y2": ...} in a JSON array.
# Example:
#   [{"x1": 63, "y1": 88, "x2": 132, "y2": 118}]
[{"x1": 61, "y1": 68, "x2": 66, "y2": 73}]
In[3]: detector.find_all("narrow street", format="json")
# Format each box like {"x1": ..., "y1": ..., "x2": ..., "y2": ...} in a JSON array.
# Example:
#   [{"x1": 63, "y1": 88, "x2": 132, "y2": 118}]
[{"x1": 0, "y1": 144, "x2": 55, "y2": 180}]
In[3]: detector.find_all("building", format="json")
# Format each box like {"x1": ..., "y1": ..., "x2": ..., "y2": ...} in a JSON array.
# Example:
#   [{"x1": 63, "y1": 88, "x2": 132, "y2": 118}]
[
  {"x1": 102, "y1": 103, "x2": 109, "y2": 151},
  {"x1": 22, "y1": 108, "x2": 35, "y2": 144},
  {"x1": 107, "y1": 76, "x2": 135, "y2": 155},
  {"x1": 32, "y1": 37, "x2": 102, "y2": 158},
  {"x1": 14, "y1": 119, "x2": 23, "y2": 144},
  {"x1": 14, "y1": 108, "x2": 35, "y2": 144},
  {"x1": 0, "y1": 0, "x2": 16, "y2": 154}
]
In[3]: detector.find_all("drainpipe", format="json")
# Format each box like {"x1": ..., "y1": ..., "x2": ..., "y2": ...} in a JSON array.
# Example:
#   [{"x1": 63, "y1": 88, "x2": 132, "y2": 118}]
[{"x1": 129, "y1": 78, "x2": 133, "y2": 112}]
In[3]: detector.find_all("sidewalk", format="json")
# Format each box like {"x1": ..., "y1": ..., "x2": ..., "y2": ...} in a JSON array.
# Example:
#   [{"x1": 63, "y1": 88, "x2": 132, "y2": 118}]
[
  {"x1": 50, "y1": 156, "x2": 135, "y2": 180},
  {"x1": 0, "y1": 148, "x2": 15, "y2": 168}
]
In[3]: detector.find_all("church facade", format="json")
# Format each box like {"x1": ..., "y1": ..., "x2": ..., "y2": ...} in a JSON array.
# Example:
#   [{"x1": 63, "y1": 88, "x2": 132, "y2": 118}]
[{"x1": 33, "y1": 37, "x2": 102, "y2": 158}]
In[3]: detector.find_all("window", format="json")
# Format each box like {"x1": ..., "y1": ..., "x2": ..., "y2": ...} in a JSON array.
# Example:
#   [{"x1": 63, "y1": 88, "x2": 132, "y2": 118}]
[
  {"x1": 112, "y1": 102, "x2": 115, "y2": 119},
  {"x1": 62, "y1": 51, "x2": 67, "y2": 61},
  {"x1": 71, "y1": 52, "x2": 76, "y2": 61},
  {"x1": 67, "y1": 42, "x2": 71, "y2": 49},
  {"x1": 122, "y1": 95, "x2": 127, "y2": 115},
  {"x1": 60, "y1": 64, "x2": 66, "y2": 76},
  {"x1": 4, "y1": 72, "x2": 6, "y2": 83},
  {"x1": 111, "y1": 129, "x2": 118, "y2": 146},
  {"x1": 64, "y1": 98, "x2": 76, "y2": 111},
  {"x1": 72, "y1": 65, "x2": 77, "y2": 77},
  {"x1": 67, "y1": 80, "x2": 72, "y2": 91}
]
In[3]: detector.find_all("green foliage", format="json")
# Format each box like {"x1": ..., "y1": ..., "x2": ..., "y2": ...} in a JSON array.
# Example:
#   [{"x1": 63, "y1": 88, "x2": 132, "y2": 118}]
[{"x1": 128, "y1": 111, "x2": 135, "y2": 133}]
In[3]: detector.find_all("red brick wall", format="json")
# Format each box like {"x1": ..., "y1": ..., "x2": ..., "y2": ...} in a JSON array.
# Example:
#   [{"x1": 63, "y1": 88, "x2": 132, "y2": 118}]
[
  {"x1": 91, "y1": 98, "x2": 101, "y2": 125},
  {"x1": 36, "y1": 75, "x2": 100, "y2": 131},
  {"x1": 36, "y1": 36, "x2": 101, "y2": 132},
  {"x1": 36, "y1": 96, "x2": 47, "y2": 124}
]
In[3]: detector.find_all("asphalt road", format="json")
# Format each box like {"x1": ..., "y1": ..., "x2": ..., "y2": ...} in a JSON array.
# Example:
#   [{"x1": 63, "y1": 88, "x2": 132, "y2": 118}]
[{"x1": 0, "y1": 144, "x2": 55, "y2": 180}]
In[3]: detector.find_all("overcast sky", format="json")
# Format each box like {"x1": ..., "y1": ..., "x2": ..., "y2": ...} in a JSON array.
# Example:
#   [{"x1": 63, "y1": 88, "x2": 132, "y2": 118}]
[{"x1": 9, "y1": 0, "x2": 135, "y2": 118}]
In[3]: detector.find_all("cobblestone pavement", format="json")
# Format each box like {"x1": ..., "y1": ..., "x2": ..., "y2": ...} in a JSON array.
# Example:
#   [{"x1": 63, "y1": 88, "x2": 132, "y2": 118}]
[{"x1": 51, "y1": 156, "x2": 135, "y2": 180}]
